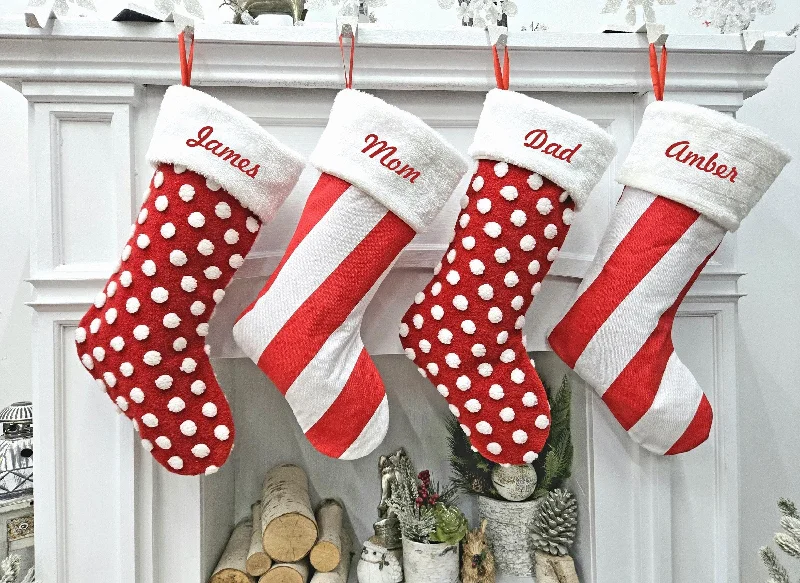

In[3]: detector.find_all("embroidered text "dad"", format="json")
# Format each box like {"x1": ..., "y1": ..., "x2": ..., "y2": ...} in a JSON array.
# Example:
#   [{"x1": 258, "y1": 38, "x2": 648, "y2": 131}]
[
  {"x1": 524, "y1": 129, "x2": 582, "y2": 163},
  {"x1": 665, "y1": 141, "x2": 738, "y2": 183},
  {"x1": 362, "y1": 134, "x2": 420, "y2": 183},
  {"x1": 186, "y1": 126, "x2": 260, "y2": 179}
]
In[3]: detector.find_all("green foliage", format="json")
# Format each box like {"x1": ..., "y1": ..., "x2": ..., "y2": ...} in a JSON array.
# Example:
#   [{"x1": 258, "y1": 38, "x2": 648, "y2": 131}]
[
  {"x1": 430, "y1": 502, "x2": 469, "y2": 545},
  {"x1": 388, "y1": 455, "x2": 436, "y2": 543},
  {"x1": 446, "y1": 416, "x2": 498, "y2": 497},
  {"x1": 761, "y1": 498, "x2": 800, "y2": 583},
  {"x1": 533, "y1": 376, "x2": 573, "y2": 498}
]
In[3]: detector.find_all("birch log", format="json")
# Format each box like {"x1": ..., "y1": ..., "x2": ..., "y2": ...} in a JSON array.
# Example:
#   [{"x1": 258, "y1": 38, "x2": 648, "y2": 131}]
[
  {"x1": 247, "y1": 502, "x2": 273, "y2": 576},
  {"x1": 259, "y1": 559, "x2": 310, "y2": 583},
  {"x1": 261, "y1": 465, "x2": 318, "y2": 562},
  {"x1": 310, "y1": 533, "x2": 351, "y2": 583},
  {"x1": 211, "y1": 519, "x2": 255, "y2": 583},
  {"x1": 309, "y1": 500, "x2": 343, "y2": 572}
]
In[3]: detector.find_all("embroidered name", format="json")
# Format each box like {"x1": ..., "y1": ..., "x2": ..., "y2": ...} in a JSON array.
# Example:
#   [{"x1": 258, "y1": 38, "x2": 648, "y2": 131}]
[
  {"x1": 362, "y1": 134, "x2": 420, "y2": 183},
  {"x1": 186, "y1": 126, "x2": 260, "y2": 179},
  {"x1": 665, "y1": 141, "x2": 738, "y2": 183},
  {"x1": 523, "y1": 129, "x2": 582, "y2": 163}
]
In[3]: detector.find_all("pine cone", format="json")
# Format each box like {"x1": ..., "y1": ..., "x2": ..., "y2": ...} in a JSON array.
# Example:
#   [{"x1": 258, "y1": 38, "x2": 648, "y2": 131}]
[{"x1": 531, "y1": 489, "x2": 577, "y2": 556}]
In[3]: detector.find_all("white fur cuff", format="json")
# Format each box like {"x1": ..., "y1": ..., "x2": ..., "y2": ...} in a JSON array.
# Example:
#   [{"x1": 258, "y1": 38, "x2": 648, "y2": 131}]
[
  {"x1": 468, "y1": 89, "x2": 616, "y2": 210},
  {"x1": 146, "y1": 85, "x2": 305, "y2": 223},
  {"x1": 310, "y1": 89, "x2": 469, "y2": 232},
  {"x1": 618, "y1": 101, "x2": 791, "y2": 232}
]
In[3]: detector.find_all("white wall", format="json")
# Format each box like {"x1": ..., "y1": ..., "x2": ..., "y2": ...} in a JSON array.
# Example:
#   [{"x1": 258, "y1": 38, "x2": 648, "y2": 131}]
[{"x1": 1, "y1": 2, "x2": 799, "y2": 580}]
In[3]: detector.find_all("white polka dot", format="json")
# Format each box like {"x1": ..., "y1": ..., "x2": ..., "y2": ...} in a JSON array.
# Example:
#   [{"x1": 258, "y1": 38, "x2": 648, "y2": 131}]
[
  {"x1": 426, "y1": 362, "x2": 439, "y2": 376},
  {"x1": 213, "y1": 289, "x2": 225, "y2": 303},
  {"x1": 489, "y1": 384, "x2": 504, "y2": 400},
  {"x1": 419, "y1": 339, "x2": 431, "y2": 353},
  {"x1": 460, "y1": 195, "x2": 469, "y2": 209},
  {"x1": 522, "y1": 393, "x2": 539, "y2": 408},
  {"x1": 544, "y1": 224, "x2": 558, "y2": 239},
  {"x1": 461, "y1": 424, "x2": 472, "y2": 436},
  {"x1": 535, "y1": 415, "x2": 550, "y2": 429},
  {"x1": 437, "y1": 384, "x2": 449, "y2": 397},
  {"x1": 476, "y1": 420, "x2": 493, "y2": 434},
  {"x1": 459, "y1": 214, "x2": 470, "y2": 229},
  {"x1": 478, "y1": 363, "x2": 493, "y2": 377},
  {"x1": 162, "y1": 313, "x2": 180, "y2": 329},
  {"x1": 510, "y1": 209, "x2": 527, "y2": 227},
  {"x1": 449, "y1": 404, "x2": 460, "y2": 417},
  {"x1": 515, "y1": 315, "x2": 526, "y2": 330},
  {"x1": 137, "y1": 208, "x2": 149, "y2": 225},
  {"x1": 511, "y1": 368, "x2": 525, "y2": 384},
  {"x1": 528, "y1": 260, "x2": 541, "y2": 276},
  {"x1": 431, "y1": 282, "x2": 442, "y2": 297},
  {"x1": 93, "y1": 346, "x2": 106, "y2": 361},
  {"x1": 188, "y1": 212, "x2": 205, "y2": 228},
  {"x1": 471, "y1": 343, "x2": 486, "y2": 357},
  {"x1": 168, "y1": 397, "x2": 186, "y2": 413},
  {"x1": 527, "y1": 173, "x2": 544, "y2": 190},
  {"x1": 461, "y1": 320, "x2": 476, "y2": 334},
  {"x1": 81, "y1": 354, "x2": 94, "y2": 370},
  {"x1": 197, "y1": 323, "x2": 209, "y2": 337},
  {"x1": 191, "y1": 380, "x2": 206, "y2": 395},
  {"x1": 187, "y1": 300, "x2": 205, "y2": 317},
  {"x1": 447, "y1": 249, "x2": 457, "y2": 263},
  {"x1": 228, "y1": 253, "x2": 244, "y2": 269},
  {"x1": 214, "y1": 425, "x2": 230, "y2": 441},
  {"x1": 412, "y1": 314, "x2": 424, "y2": 329},
  {"x1": 453, "y1": 295, "x2": 469, "y2": 311},
  {"x1": 142, "y1": 413, "x2": 159, "y2": 428},
  {"x1": 215, "y1": 202, "x2": 232, "y2": 219},
  {"x1": 531, "y1": 282, "x2": 542, "y2": 296},
  {"x1": 446, "y1": 270, "x2": 460, "y2": 285},
  {"x1": 523, "y1": 451, "x2": 538, "y2": 463},
  {"x1": 477, "y1": 198, "x2": 492, "y2": 214},
  {"x1": 179, "y1": 184, "x2": 195, "y2": 202},
  {"x1": 181, "y1": 420, "x2": 197, "y2": 436},
  {"x1": 120, "y1": 271, "x2": 133, "y2": 287},
  {"x1": 205, "y1": 466, "x2": 219, "y2": 475},
  {"x1": 504, "y1": 271, "x2": 519, "y2": 287},
  {"x1": 155, "y1": 197, "x2": 169, "y2": 215},
  {"x1": 173, "y1": 165, "x2": 186, "y2": 174},
  {"x1": 119, "y1": 361, "x2": 134, "y2": 377},
  {"x1": 107, "y1": 281, "x2": 117, "y2": 298},
  {"x1": 133, "y1": 325, "x2": 149, "y2": 341},
  {"x1": 197, "y1": 239, "x2": 214, "y2": 256},
  {"x1": 206, "y1": 178, "x2": 221, "y2": 191},
  {"x1": 94, "y1": 292, "x2": 106, "y2": 309},
  {"x1": 547, "y1": 247, "x2": 560, "y2": 262},
  {"x1": 202, "y1": 402, "x2": 218, "y2": 417},
  {"x1": 136, "y1": 234, "x2": 150, "y2": 249},
  {"x1": 494, "y1": 162, "x2": 508, "y2": 177},
  {"x1": 469, "y1": 259, "x2": 485, "y2": 275},
  {"x1": 445, "y1": 353, "x2": 461, "y2": 368},
  {"x1": 150, "y1": 287, "x2": 168, "y2": 303},
  {"x1": 484, "y1": 222, "x2": 502, "y2": 238},
  {"x1": 155, "y1": 375, "x2": 173, "y2": 390},
  {"x1": 158, "y1": 223, "x2": 175, "y2": 240},
  {"x1": 105, "y1": 308, "x2": 117, "y2": 324},
  {"x1": 498, "y1": 332, "x2": 510, "y2": 346},
  {"x1": 461, "y1": 236, "x2": 476, "y2": 251},
  {"x1": 511, "y1": 295, "x2": 524, "y2": 310},
  {"x1": 139, "y1": 439, "x2": 153, "y2": 452},
  {"x1": 204, "y1": 266, "x2": 222, "y2": 280},
  {"x1": 559, "y1": 191, "x2": 570, "y2": 203},
  {"x1": 487, "y1": 442, "x2": 502, "y2": 455},
  {"x1": 413, "y1": 291, "x2": 425, "y2": 305},
  {"x1": 121, "y1": 245, "x2": 132, "y2": 261},
  {"x1": 478, "y1": 284, "x2": 494, "y2": 300},
  {"x1": 168, "y1": 456, "x2": 183, "y2": 470},
  {"x1": 143, "y1": 350, "x2": 162, "y2": 366},
  {"x1": 500, "y1": 407, "x2": 515, "y2": 422},
  {"x1": 153, "y1": 171, "x2": 164, "y2": 188},
  {"x1": 90, "y1": 318, "x2": 101, "y2": 334},
  {"x1": 122, "y1": 297, "x2": 139, "y2": 314},
  {"x1": 513, "y1": 429, "x2": 528, "y2": 444},
  {"x1": 500, "y1": 349, "x2": 516, "y2": 364},
  {"x1": 472, "y1": 175, "x2": 484, "y2": 191},
  {"x1": 500, "y1": 185, "x2": 519, "y2": 202},
  {"x1": 75, "y1": 327, "x2": 86, "y2": 343},
  {"x1": 142, "y1": 260, "x2": 157, "y2": 276},
  {"x1": 433, "y1": 262, "x2": 442, "y2": 275},
  {"x1": 126, "y1": 387, "x2": 143, "y2": 404},
  {"x1": 246, "y1": 217, "x2": 259, "y2": 233},
  {"x1": 465, "y1": 399, "x2": 482, "y2": 413},
  {"x1": 562, "y1": 208, "x2": 574, "y2": 225},
  {"x1": 109, "y1": 336, "x2": 125, "y2": 352},
  {"x1": 494, "y1": 247, "x2": 510, "y2": 264},
  {"x1": 172, "y1": 337, "x2": 187, "y2": 352},
  {"x1": 399, "y1": 323, "x2": 409, "y2": 338},
  {"x1": 175, "y1": 277, "x2": 196, "y2": 296},
  {"x1": 437, "y1": 328, "x2": 453, "y2": 344},
  {"x1": 456, "y1": 375, "x2": 471, "y2": 391},
  {"x1": 488, "y1": 307, "x2": 503, "y2": 323},
  {"x1": 519, "y1": 235, "x2": 536, "y2": 253}
]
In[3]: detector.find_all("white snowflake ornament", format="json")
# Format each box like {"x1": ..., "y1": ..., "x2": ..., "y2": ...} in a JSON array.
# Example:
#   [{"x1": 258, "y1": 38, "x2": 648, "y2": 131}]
[
  {"x1": 690, "y1": 0, "x2": 776, "y2": 34},
  {"x1": 439, "y1": 0, "x2": 518, "y2": 27},
  {"x1": 602, "y1": 0, "x2": 676, "y2": 26}
]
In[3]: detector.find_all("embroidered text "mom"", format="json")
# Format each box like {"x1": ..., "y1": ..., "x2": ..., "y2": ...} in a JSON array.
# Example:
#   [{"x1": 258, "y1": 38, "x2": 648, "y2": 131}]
[
  {"x1": 362, "y1": 134, "x2": 420, "y2": 183},
  {"x1": 665, "y1": 141, "x2": 738, "y2": 183},
  {"x1": 186, "y1": 126, "x2": 260, "y2": 179}
]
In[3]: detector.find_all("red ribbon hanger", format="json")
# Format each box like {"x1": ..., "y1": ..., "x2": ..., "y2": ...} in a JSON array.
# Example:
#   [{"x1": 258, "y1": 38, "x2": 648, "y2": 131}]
[
  {"x1": 649, "y1": 43, "x2": 668, "y2": 101},
  {"x1": 178, "y1": 29, "x2": 195, "y2": 87},
  {"x1": 338, "y1": 33, "x2": 356, "y2": 89},
  {"x1": 492, "y1": 44, "x2": 510, "y2": 90}
]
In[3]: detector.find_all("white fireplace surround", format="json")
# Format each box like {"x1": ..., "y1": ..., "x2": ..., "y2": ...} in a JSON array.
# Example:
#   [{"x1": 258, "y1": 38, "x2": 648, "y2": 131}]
[{"x1": 0, "y1": 21, "x2": 794, "y2": 583}]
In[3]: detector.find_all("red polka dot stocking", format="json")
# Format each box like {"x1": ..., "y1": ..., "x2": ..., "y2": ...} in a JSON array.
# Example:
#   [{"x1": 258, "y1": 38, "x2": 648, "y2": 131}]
[
  {"x1": 74, "y1": 86, "x2": 304, "y2": 475},
  {"x1": 400, "y1": 90, "x2": 616, "y2": 465}
]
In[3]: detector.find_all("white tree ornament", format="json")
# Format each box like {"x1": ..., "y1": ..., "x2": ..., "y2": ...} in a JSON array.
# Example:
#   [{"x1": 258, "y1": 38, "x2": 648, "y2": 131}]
[
  {"x1": 689, "y1": 0, "x2": 776, "y2": 33},
  {"x1": 438, "y1": 0, "x2": 518, "y2": 27},
  {"x1": 305, "y1": 0, "x2": 387, "y2": 19},
  {"x1": 602, "y1": 0, "x2": 676, "y2": 26}
]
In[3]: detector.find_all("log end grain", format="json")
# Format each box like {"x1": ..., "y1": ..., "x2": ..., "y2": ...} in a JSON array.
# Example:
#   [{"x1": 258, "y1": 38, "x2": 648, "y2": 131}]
[
  {"x1": 262, "y1": 514, "x2": 318, "y2": 563},
  {"x1": 309, "y1": 540, "x2": 340, "y2": 573},
  {"x1": 246, "y1": 553, "x2": 273, "y2": 577},
  {"x1": 210, "y1": 568, "x2": 254, "y2": 583},
  {"x1": 259, "y1": 565, "x2": 305, "y2": 583}
]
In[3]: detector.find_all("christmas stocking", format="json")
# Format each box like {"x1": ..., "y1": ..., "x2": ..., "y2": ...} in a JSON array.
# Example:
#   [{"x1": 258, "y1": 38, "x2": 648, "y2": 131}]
[
  {"x1": 232, "y1": 90, "x2": 468, "y2": 460},
  {"x1": 75, "y1": 86, "x2": 304, "y2": 475},
  {"x1": 549, "y1": 101, "x2": 790, "y2": 455},
  {"x1": 400, "y1": 90, "x2": 616, "y2": 465}
]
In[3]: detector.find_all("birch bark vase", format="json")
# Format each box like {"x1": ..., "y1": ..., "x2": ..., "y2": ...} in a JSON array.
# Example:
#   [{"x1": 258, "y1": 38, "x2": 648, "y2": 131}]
[
  {"x1": 401, "y1": 538, "x2": 459, "y2": 583},
  {"x1": 477, "y1": 496, "x2": 542, "y2": 577}
]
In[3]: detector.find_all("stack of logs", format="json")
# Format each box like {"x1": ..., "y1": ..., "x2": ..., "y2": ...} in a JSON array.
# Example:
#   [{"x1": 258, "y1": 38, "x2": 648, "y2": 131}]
[{"x1": 210, "y1": 465, "x2": 351, "y2": 583}]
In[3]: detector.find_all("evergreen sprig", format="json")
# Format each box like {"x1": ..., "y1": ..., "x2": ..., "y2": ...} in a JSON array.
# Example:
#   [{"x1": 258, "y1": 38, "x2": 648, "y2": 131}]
[
  {"x1": 533, "y1": 375, "x2": 573, "y2": 498},
  {"x1": 446, "y1": 416, "x2": 497, "y2": 497},
  {"x1": 761, "y1": 498, "x2": 800, "y2": 583}
]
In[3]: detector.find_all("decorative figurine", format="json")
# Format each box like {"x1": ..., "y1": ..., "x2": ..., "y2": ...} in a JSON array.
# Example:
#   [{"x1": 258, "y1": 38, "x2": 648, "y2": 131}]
[
  {"x1": 461, "y1": 520, "x2": 495, "y2": 583},
  {"x1": 374, "y1": 448, "x2": 407, "y2": 550},
  {"x1": 0, "y1": 402, "x2": 33, "y2": 500},
  {"x1": 490, "y1": 464, "x2": 537, "y2": 502},
  {"x1": 357, "y1": 539, "x2": 403, "y2": 583}
]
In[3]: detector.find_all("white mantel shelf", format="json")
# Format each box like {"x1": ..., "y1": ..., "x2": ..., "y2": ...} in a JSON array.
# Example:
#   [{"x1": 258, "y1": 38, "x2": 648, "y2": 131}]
[{"x1": 0, "y1": 20, "x2": 794, "y2": 94}]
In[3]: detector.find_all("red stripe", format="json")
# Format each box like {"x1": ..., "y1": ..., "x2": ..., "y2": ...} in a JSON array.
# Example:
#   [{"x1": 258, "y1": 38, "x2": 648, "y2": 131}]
[
  {"x1": 665, "y1": 394, "x2": 713, "y2": 455},
  {"x1": 237, "y1": 173, "x2": 350, "y2": 322},
  {"x1": 303, "y1": 349, "x2": 385, "y2": 458},
  {"x1": 602, "y1": 251, "x2": 713, "y2": 430},
  {"x1": 550, "y1": 195, "x2": 700, "y2": 368},
  {"x1": 258, "y1": 210, "x2": 415, "y2": 393}
]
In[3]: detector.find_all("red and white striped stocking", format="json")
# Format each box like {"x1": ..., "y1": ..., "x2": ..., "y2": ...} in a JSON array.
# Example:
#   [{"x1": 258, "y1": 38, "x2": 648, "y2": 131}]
[
  {"x1": 400, "y1": 90, "x2": 616, "y2": 465},
  {"x1": 232, "y1": 90, "x2": 468, "y2": 460},
  {"x1": 75, "y1": 86, "x2": 304, "y2": 475},
  {"x1": 549, "y1": 101, "x2": 790, "y2": 455}
]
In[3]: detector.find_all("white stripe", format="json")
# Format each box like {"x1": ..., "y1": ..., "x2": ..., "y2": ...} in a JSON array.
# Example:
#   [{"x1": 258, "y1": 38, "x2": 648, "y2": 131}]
[
  {"x1": 574, "y1": 213, "x2": 725, "y2": 395},
  {"x1": 339, "y1": 396, "x2": 390, "y2": 460},
  {"x1": 627, "y1": 352, "x2": 704, "y2": 455},
  {"x1": 232, "y1": 185, "x2": 387, "y2": 362},
  {"x1": 573, "y1": 187, "x2": 655, "y2": 297}
]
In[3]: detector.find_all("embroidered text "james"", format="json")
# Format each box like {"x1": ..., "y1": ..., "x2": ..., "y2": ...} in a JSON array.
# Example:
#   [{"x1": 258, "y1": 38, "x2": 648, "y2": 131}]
[
  {"x1": 362, "y1": 134, "x2": 420, "y2": 183},
  {"x1": 186, "y1": 126, "x2": 260, "y2": 179}
]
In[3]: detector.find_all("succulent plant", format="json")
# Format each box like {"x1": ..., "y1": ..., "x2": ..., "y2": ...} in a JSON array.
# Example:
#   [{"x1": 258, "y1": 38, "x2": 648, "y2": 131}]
[{"x1": 431, "y1": 502, "x2": 469, "y2": 545}]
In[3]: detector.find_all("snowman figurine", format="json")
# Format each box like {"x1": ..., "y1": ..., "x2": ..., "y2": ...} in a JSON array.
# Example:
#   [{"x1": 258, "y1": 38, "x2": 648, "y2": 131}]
[{"x1": 357, "y1": 538, "x2": 403, "y2": 583}]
